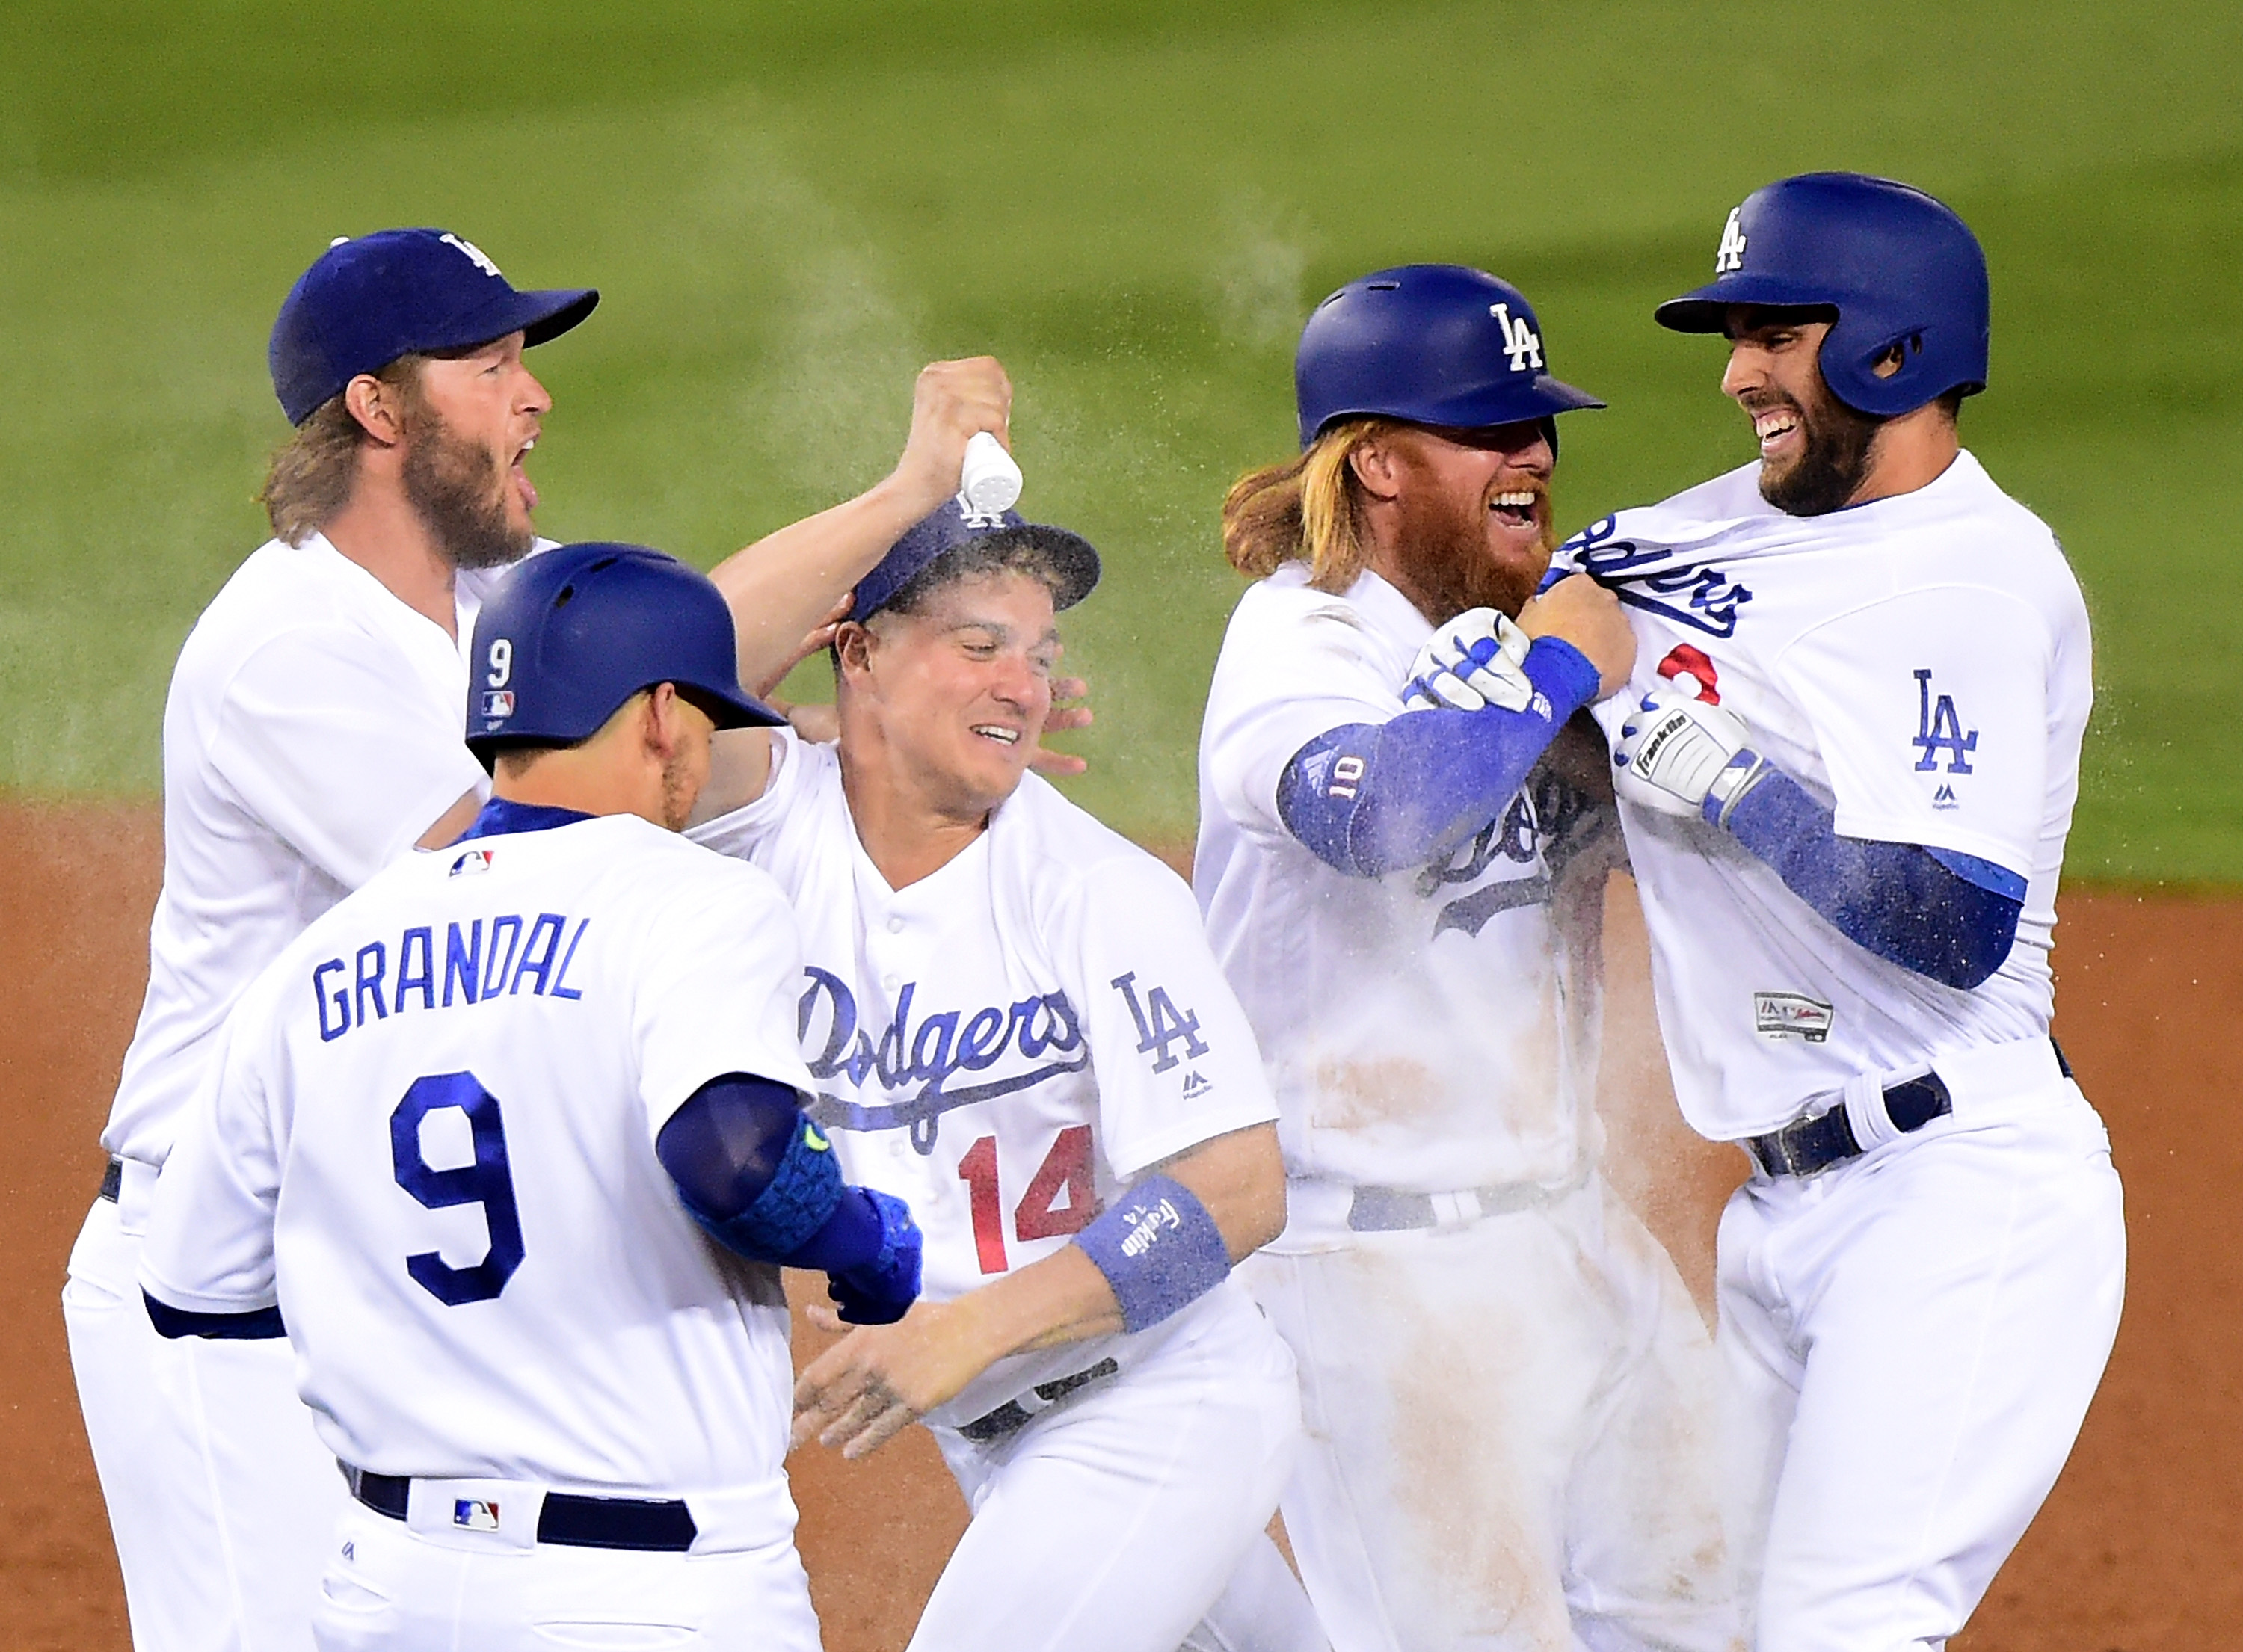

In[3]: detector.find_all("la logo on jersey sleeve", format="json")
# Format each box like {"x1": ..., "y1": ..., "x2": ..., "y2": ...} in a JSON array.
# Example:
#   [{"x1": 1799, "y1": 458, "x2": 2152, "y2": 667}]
[
  {"x1": 1109, "y1": 973, "x2": 1210, "y2": 1079},
  {"x1": 1911, "y1": 668, "x2": 1978, "y2": 810}
]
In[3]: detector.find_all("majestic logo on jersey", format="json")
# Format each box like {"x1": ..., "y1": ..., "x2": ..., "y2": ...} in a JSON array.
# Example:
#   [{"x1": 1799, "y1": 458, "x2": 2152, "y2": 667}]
[
  {"x1": 1911, "y1": 670, "x2": 1978, "y2": 774},
  {"x1": 1559, "y1": 517, "x2": 1754, "y2": 639},
  {"x1": 453, "y1": 1499, "x2": 502, "y2": 1531},
  {"x1": 1655, "y1": 643, "x2": 1722, "y2": 705},
  {"x1": 1753, "y1": 990, "x2": 1833, "y2": 1043},
  {"x1": 441, "y1": 232, "x2": 503, "y2": 279},
  {"x1": 1109, "y1": 973, "x2": 1208, "y2": 1074},
  {"x1": 1179, "y1": 1070, "x2": 1213, "y2": 1100},
  {"x1": 798, "y1": 970, "x2": 1089, "y2": 1154},
  {"x1": 1418, "y1": 786, "x2": 1551, "y2": 939},
  {"x1": 1714, "y1": 207, "x2": 1749, "y2": 274},
  {"x1": 1489, "y1": 303, "x2": 1545, "y2": 373}
]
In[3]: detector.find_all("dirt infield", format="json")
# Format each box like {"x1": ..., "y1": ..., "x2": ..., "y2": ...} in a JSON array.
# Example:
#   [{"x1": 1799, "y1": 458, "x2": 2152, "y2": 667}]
[{"x1": 4, "y1": 799, "x2": 2236, "y2": 1651}]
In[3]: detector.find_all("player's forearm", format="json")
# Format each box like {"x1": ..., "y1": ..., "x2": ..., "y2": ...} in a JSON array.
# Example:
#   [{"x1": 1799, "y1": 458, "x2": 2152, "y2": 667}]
[
  {"x1": 1160, "y1": 1121, "x2": 1286, "y2": 1259},
  {"x1": 1721, "y1": 768, "x2": 2022, "y2": 989},
  {"x1": 713, "y1": 475, "x2": 940, "y2": 689},
  {"x1": 951, "y1": 1245, "x2": 1127, "y2": 1363},
  {"x1": 1279, "y1": 639, "x2": 1600, "y2": 878}
]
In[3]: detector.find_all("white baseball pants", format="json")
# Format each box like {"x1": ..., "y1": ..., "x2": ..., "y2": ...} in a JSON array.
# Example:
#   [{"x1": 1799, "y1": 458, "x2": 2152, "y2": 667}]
[
  {"x1": 1242, "y1": 1175, "x2": 1739, "y2": 1652},
  {"x1": 308, "y1": 1498, "x2": 819, "y2": 1651},
  {"x1": 1718, "y1": 1040, "x2": 2125, "y2": 1652},
  {"x1": 912, "y1": 1282, "x2": 1323, "y2": 1652},
  {"x1": 64, "y1": 1168, "x2": 344, "y2": 1652}
]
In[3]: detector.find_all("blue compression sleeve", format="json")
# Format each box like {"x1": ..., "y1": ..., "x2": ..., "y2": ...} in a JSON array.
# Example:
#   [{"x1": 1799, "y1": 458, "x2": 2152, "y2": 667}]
[
  {"x1": 1720, "y1": 766, "x2": 2025, "y2": 989},
  {"x1": 1276, "y1": 637, "x2": 1601, "y2": 878},
  {"x1": 658, "y1": 1073, "x2": 870, "y2": 1264}
]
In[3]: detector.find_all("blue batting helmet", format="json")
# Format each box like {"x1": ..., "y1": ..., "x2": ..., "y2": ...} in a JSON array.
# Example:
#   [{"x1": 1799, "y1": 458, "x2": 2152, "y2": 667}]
[
  {"x1": 1655, "y1": 173, "x2": 1990, "y2": 419},
  {"x1": 465, "y1": 543, "x2": 782, "y2": 762},
  {"x1": 1293, "y1": 265, "x2": 1604, "y2": 450}
]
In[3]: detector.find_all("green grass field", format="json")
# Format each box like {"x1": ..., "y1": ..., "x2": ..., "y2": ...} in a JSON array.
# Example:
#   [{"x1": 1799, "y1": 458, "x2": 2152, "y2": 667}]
[{"x1": 3, "y1": 0, "x2": 2239, "y2": 878}]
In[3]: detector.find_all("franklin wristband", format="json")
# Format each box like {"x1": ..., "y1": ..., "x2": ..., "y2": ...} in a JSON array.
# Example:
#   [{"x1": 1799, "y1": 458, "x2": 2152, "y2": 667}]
[{"x1": 1073, "y1": 1174, "x2": 1232, "y2": 1334}]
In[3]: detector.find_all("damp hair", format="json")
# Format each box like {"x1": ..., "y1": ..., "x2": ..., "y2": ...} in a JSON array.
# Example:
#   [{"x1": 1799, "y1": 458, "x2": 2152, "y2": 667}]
[{"x1": 1219, "y1": 417, "x2": 1401, "y2": 594}]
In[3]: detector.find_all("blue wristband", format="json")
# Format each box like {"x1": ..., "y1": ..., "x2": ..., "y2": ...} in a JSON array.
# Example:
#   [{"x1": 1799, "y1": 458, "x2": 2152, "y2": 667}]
[{"x1": 1074, "y1": 1174, "x2": 1232, "y2": 1334}]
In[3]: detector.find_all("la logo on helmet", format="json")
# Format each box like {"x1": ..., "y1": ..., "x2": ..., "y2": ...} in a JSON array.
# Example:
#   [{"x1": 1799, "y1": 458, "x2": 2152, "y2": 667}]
[
  {"x1": 1488, "y1": 303, "x2": 1544, "y2": 373},
  {"x1": 1714, "y1": 208, "x2": 1749, "y2": 274}
]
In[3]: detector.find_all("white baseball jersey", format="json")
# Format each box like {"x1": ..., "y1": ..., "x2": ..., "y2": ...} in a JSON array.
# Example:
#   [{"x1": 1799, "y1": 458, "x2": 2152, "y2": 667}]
[
  {"x1": 139, "y1": 812, "x2": 812, "y2": 1511},
  {"x1": 690, "y1": 732, "x2": 1279, "y2": 1429},
  {"x1": 105, "y1": 535, "x2": 532, "y2": 1168},
  {"x1": 1194, "y1": 561, "x2": 1592, "y2": 1193},
  {"x1": 1557, "y1": 451, "x2": 2089, "y2": 1139}
]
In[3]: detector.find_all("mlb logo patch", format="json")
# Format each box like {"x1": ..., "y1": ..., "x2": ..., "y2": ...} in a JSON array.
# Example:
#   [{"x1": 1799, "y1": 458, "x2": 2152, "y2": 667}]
[
  {"x1": 450, "y1": 848, "x2": 495, "y2": 877},
  {"x1": 482, "y1": 690, "x2": 517, "y2": 720},
  {"x1": 453, "y1": 1498, "x2": 501, "y2": 1532}
]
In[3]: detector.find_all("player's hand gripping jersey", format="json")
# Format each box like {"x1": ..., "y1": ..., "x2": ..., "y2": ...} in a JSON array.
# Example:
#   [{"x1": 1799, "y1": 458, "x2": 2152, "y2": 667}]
[
  {"x1": 1554, "y1": 453, "x2": 2087, "y2": 1138},
  {"x1": 692, "y1": 731, "x2": 1279, "y2": 1428},
  {"x1": 1195, "y1": 562, "x2": 1599, "y2": 1194},
  {"x1": 141, "y1": 813, "x2": 814, "y2": 1511}
]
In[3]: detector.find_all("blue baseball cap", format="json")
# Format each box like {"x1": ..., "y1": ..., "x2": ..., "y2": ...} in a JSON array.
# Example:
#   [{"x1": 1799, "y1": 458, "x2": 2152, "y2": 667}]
[
  {"x1": 466, "y1": 543, "x2": 783, "y2": 762},
  {"x1": 270, "y1": 229, "x2": 598, "y2": 425},
  {"x1": 850, "y1": 497, "x2": 1101, "y2": 621}
]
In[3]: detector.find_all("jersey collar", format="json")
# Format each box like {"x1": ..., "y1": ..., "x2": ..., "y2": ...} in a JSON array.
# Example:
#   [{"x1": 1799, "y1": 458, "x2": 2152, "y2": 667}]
[{"x1": 459, "y1": 797, "x2": 597, "y2": 840}]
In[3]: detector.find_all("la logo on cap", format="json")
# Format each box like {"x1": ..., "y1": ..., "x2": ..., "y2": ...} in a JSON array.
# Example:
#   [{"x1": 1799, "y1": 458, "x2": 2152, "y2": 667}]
[{"x1": 441, "y1": 233, "x2": 502, "y2": 278}]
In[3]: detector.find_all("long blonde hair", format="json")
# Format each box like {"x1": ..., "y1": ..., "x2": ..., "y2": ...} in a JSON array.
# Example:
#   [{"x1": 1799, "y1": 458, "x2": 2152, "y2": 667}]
[{"x1": 1219, "y1": 417, "x2": 1397, "y2": 593}]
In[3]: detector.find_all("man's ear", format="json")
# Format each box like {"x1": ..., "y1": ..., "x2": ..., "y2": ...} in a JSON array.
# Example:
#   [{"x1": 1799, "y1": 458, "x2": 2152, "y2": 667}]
[
  {"x1": 1347, "y1": 437, "x2": 1403, "y2": 502},
  {"x1": 641, "y1": 684, "x2": 683, "y2": 756},
  {"x1": 833, "y1": 620, "x2": 876, "y2": 682},
  {"x1": 343, "y1": 373, "x2": 407, "y2": 447}
]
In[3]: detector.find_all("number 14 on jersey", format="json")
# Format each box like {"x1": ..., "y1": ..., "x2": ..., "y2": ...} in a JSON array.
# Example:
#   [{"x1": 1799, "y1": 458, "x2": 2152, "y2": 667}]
[{"x1": 956, "y1": 1126, "x2": 1099, "y2": 1275}]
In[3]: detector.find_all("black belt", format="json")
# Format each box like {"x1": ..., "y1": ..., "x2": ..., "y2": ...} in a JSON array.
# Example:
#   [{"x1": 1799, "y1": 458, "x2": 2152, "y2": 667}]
[
  {"x1": 1744, "y1": 1038, "x2": 2073, "y2": 1180},
  {"x1": 98, "y1": 1157, "x2": 123, "y2": 1203},
  {"x1": 342, "y1": 1464, "x2": 698, "y2": 1552},
  {"x1": 1747, "y1": 1073, "x2": 1953, "y2": 1177},
  {"x1": 957, "y1": 1358, "x2": 1121, "y2": 1443}
]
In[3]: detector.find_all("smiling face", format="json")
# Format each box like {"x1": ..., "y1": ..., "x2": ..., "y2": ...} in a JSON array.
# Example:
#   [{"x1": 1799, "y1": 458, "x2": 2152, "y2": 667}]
[
  {"x1": 837, "y1": 569, "x2": 1059, "y2": 822},
  {"x1": 1356, "y1": 420, "x2": 1556, "y2": 623},
  {"x1": 1720, "y1": 306, "x2": 1886, "y2": 517},
  {"x1": 404, "y1": 331, "x2": 551, "y2": 568}
]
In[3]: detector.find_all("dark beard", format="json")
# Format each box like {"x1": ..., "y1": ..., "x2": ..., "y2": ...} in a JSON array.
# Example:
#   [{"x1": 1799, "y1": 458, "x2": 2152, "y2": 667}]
[
  {"x1": 1757, "y1": 390, "x2": 1885, "y2": 517},
  {"x1": 401, "y1": 410, "x2": 531, "y2": 570},
  {"x1": 1387, "y1": 485, "x2": 1551, "y2": 625}
]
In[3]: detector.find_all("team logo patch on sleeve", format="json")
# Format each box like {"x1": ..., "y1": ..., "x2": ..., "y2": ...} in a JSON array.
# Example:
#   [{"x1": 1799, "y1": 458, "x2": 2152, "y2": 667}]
[
  {"x1": 1110, "y1": 973, "x2": 1209, "y2": 1074},
  {"x1": 1753, "y1": 991, "x2": 1834, "y2": 1043}
]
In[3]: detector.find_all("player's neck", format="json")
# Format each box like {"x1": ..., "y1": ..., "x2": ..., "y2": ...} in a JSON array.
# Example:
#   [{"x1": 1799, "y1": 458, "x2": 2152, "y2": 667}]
[
  {"x1": 320, "y1": 481, "x2": 461, "y2": 639},
  {"x1": 1844, "y1": 410, "x2": 1960, "y2": 508},
  {"x1": 836, "y1": 747, "x2": 990, "y2": 891}
]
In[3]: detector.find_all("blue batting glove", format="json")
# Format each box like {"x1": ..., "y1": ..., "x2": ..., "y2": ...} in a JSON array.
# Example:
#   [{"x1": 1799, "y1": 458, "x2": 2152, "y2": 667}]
[{"x1": 827, "y1": 1188, "x2": 923, "y2": 1325}]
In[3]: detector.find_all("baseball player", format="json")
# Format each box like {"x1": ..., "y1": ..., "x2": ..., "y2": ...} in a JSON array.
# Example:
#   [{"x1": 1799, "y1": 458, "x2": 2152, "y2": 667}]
[
  {"x1": 139, "y1": 542, "x2": 923, "y2": 1651},
  {"x1": 64, "y1": 224, "x2": 1016, "y2": 1651},
  {"x1": 1196, "y1": 265, "x2": 1739, "y2": 1651},
  {"x1": 1528, "y1": 173, "x2": 2126, "y2": 1649},
  {"x1": 687, "y1": 498, "x2": 1326, "y2": 1652}
]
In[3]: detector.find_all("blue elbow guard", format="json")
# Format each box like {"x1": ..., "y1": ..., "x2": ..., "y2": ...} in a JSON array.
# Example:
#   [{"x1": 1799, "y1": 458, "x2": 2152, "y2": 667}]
[
  {"x1": 687, "y1": 1115, "x2": 845, "y2": 1263},
  {"x1": 1074, "y1": 1174, "x2": 1232, "y2": 1334}
]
